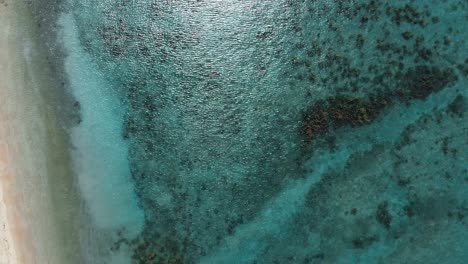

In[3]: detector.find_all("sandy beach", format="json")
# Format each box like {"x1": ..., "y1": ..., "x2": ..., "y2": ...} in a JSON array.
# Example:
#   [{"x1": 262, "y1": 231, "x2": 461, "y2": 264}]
[{"x1": 1, "y1": 1, "x2": 82, "y2": 263}]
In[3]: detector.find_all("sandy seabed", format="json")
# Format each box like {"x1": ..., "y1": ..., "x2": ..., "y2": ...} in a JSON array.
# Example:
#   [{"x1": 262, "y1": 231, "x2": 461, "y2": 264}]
[{"x1": 0, "y1": 1, "x2": 82, "y2": 263}]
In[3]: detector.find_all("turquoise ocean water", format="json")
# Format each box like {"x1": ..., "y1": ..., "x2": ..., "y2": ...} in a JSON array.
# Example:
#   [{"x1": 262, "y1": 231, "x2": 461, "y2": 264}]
[{"x1": 28, "y1": 0, "x2": 467, "y2": 263}]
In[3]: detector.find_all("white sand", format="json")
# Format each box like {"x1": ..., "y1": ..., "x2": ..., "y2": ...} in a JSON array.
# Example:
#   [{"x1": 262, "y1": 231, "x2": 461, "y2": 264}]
[
  {"x1": 0, "y1": 2, "x2": 82, "y2": 263},
  {"x1": 1, "y1": 4, "x2": 30, "y2": 263}
]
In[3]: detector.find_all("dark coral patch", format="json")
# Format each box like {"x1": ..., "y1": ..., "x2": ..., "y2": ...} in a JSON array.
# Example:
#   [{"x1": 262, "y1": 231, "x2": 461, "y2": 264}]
[
  {"x1": 447, "y1": 95, "x2": 465, "y2": 117},
  {"x1": 402, "y1": 31, "x2": 413, "y2": 40},
  {"x1": 352, "y1": 235, "x2": 378, "y2": 249},
  {"x1": 376, "y1": 201, "x2": 392, "y2": 229},
  {"x1": 300, "y1": 65, "x2": 456, "y2": 142},
  {"x1": 300, "y1": 96, "x2": 388, "y2": 141},
  {"x1": 402, "y1": 66, "x2": 457, "y2": 100}
]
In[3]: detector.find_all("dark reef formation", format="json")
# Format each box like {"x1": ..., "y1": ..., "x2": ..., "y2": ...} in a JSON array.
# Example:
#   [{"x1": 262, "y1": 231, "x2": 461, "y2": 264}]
[
  {"x1": 403, "y1": 66, "x2": 458, "y2": 100},
  {"x1": 301, "y1": 96, "x2": 386, "y2": 141},
  {"x1": 300, "y1": 64, "x2": 457, "y2": 142}
]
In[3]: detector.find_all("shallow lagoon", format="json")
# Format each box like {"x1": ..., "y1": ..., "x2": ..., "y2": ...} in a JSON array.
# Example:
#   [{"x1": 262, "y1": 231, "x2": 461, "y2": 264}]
[{"x1": 25, "y1": 0, "x2": 468, "y2": 263}]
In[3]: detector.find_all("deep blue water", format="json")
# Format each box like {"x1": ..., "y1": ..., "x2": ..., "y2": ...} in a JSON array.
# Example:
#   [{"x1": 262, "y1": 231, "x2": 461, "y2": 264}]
[{"x1": 30, "y1": 0, "x2": 467, "y2": 263}]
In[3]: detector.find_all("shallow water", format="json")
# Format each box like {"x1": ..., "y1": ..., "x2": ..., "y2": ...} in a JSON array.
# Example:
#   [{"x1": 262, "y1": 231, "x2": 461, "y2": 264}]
[{"x1": 26, "y1": 0, "x2": 468, "y2": 263}]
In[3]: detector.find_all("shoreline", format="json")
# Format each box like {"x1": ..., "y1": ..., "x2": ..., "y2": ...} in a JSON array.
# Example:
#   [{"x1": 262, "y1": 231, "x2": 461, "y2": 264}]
[
  {"x1": 0, "y1": 3, "x2": 34, "y2": 263},
  {"x1": 0, "y1": 1, "x2": 83, "y2": 263}
]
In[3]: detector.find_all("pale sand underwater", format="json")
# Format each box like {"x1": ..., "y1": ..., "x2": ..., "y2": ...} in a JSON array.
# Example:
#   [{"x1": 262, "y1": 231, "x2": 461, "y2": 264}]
[{"x1": 0, "y1": 1, "x2": 82, "y2": 263}]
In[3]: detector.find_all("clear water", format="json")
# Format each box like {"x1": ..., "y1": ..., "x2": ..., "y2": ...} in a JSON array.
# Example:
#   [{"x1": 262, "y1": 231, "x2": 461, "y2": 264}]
[{"x1": 28, "y1": 0, "x2": 468, "y2": 263}]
